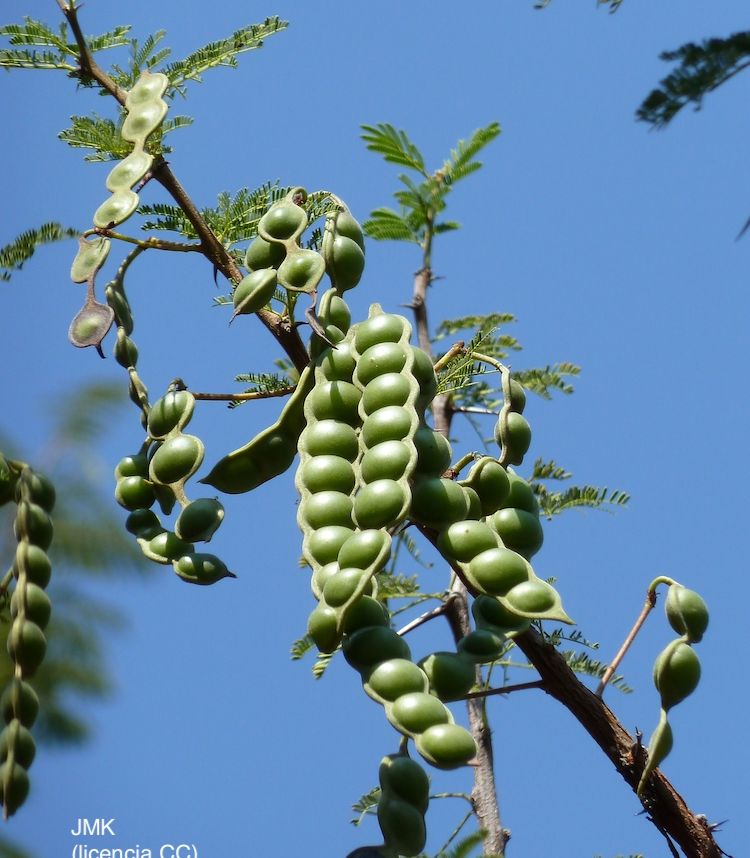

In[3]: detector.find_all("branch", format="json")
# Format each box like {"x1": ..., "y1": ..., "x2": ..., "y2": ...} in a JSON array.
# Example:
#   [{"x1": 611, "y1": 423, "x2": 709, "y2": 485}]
[
  {"x1": 513, "y1": 628, "x2": 724, "y2": 858},
  {"x1": 57, "y1": 2, "x2": 310, "y2": 374}
]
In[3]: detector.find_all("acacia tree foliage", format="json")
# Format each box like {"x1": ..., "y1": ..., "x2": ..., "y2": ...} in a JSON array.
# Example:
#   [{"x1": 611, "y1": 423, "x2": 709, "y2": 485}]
[{"x1": 0, "y1": 5, "x2": 731, "y2": 858}]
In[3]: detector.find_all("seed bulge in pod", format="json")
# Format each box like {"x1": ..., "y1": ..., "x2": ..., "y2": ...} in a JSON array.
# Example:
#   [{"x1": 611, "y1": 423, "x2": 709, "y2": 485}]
[
  {"x1": 0, "y1": 760, "x2": 29, "y2": 816},
  {"x1": 309, "y1": 381, "x2": 361, "y2": 424},
  {"x1": 149, "y1": 434, "x2": 204, "y2": 486},
  {"x1": 148, "y1": 390, "x2": 194, "y2": 439},
  {"x1": 343, "y1": 626, "x2": 411, "y2": 673},
  {"x1": 410, "y1": 478, "x2": 469, "y2": 530},
  {"x1": 304, "y1": 421, "x2": 359, "y2": 461},
  {"x1": 365, "y1": 659, "x2": 428, "y2": 702},
  {"x1": 303, "y1": 490, "x2": 354, "y2": 530},
  {"x1": 360, "y1": 441, "x2": 412, "y2": 483},
  {"x1": 437, "y1": 520, "x2": 498, "y2": 563},
  {"x1": 337, "y1": 529, "x2": 389, "y2": 570},
  {"x1": 328, "y1": 235, "x2": 365, "y2": 291},
  {"x1": 308, "y1": 525, "x2": 355, "y2": 566},
  {"x1": 244, "y1": 235, "x2": 286, "y2": 271},
  {"x1": 342, "y1": 596, "x2": 389, "y2": 633},
  {"x1": 14, "y1": 503, "x2": 53, "y2": 551},
  {"x1": 232, "y1": 268, "x2": 277, "y2": 317},
  {"x1": 322, "y1": 567, "x2": 370, "y2": 608},
  {"x1": 420, "y1": 652, "x2": 476, "y2": 701},
  {"x1": 299, "y1": 456, "x2": 356, "y2": 495},
  {"x1": 173, "y1": 553, "x2": 235, "y2": 586},
  {"x1": 115, "y1": 476, "x2": 156, "y2": 511},
  {"x1": 413, "y1": 426, "x2": 452, "y2": 476},
  {"x1": 0, "y1": 722, "x2": 35, "y2": 768},
  {"x1": 11, "y1": 583, "x2": 52, "y2": 629},
  {"x1": 20, "y1": 471, "x2": 56, "y2": 512},
  {"x1": 361, "y1": 373, "x2": 413, "y2": 414},
  {"x1": 411, "y1": 347, "x2": 438, "y2": 407},
  {"x1": 319, "y1": 341, "x2": 357, "y2": 382},
  {"x1": 379, "y1": 754, "x2": 430, "y2": 811},
  {"x1": 502, "y1": 470, "x2": 538, "y2": 513},
  {"x1": 125, "y1": 508, "x2": 163, "y2": 539},
  {"x1": 389, "y1": 692, "x2": 450, "y2": 734},
  {"x1": 354, "y1": 480, "x2": 407, "y2": 530},
  {"x1": 503, "y1": 579, "x2": 558, "y2": 614},
  {"x1": 354, "y1": 314, "x2": 406, "y2": 353},
  {"x1": 259, "y1": 202, "x2": 307, "y2": 242},
  {"x1": 457, "y1": 629, "x2": 506, "y2": 663},
  {"x1": 13, "y1": 544, "x2": 51, "y2": 589},
  {"x1": 7, "y1": 620, "x2": 47, "y2": 676},
  {"x1": 489, "y1": 508, "x2": 544, "y2": 559},
  {"x1": 377, "y1": 798, "x2": 426, "y2": 858},
  {"x1": 665, "y1": 585, "x2": 709, "y2": 643},
  {"x1": 468, "y1": 547, "x2": 530, "y2": 596},
  {"x1": 653, "y1": 641, "x2": 701, "y2": 710},
  {"x1": 356, "y1": 342, "x2": 408, "y2": 387},
  {"x1": 361, "y1": 406, "x2": 413, "y2": 448},
  {"x1": 417, "y1": 723, "x2": 477, "y2": 769},
  {"x1": 307, "y1": 603, "x2": 339, "y2": 653},
  {"x1": 175, "y1": 498, "x2": 225, "y2": 543},
  {"x1": 0, "y1": 681, "x2": 39, "y2": 727},
  {"x1": 146, "y1": 531, "x2": 195, "y2": 564}
]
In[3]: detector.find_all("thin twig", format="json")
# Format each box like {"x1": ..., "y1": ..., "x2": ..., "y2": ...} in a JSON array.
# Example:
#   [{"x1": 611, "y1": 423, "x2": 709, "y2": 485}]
[
  {"x1": 190, "y1": 386, "x2": 295, "y2": 402},
  {"x1": 89, "y1": 229, "x2": 203, "y2": 254},
  {"x1": 433, "y1": 341, "x2": 466, "y2": 372},
  {"x1": 461, "y1": 680, "x2": 544, "y2": 700},
  {"x1": 0, "y1": 568, "x2": 14, "y2": 598},
  {"x1": 396, "y1": 598, "x2": 454, "y2": 636}
]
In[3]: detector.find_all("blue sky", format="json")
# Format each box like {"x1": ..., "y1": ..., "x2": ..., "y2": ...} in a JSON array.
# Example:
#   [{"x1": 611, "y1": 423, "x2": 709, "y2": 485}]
[{"x1": 2, "y1": 1, "x2": 749, "y2": 856}]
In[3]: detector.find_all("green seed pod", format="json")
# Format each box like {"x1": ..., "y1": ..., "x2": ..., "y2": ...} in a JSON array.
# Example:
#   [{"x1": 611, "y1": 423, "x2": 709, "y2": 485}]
[
  {"x1": 0, "y1": 760, "x2": 30, "y2": 817},
  {"x1": 472, "y1": 594, "x2": 531, "y2": 636},
  {"x1": 17, "y1": 470, "x2": 56, "y2": 513},
  {"x1": 388, "y1": 692, "x2": 451, "y2": 734},
  {"x1": 323, "y1": 568, "x2": 371, "y2": 608},
  {"x1": 318, "y1": 340, "x2": 357, "y2": 382},
  {"x1": 0, "y1": 721, "x2": 36, "y2": 769},
  {"x1": 413, "y1": 426, "x2": 452, "y2": 476},
  {"x1": 277, "y1": 249, "x2": 325, "y2": 293},
  {"x1": 415, "y1": 723, "x2": 477, "y2": 770},
  {"x1": 113, "y1": 330, "x2": 139, "y2": 368},
  {"x1": 70, "y1": 236, "x2": 111, "y2": 283},
  {"x1": 174, "y1": 498, "x2": 225, "y2": 543},
  {"x1": 420, "y1": 652, "x2": 476, "y2": 701},
  {"x1": 231, "y1": 268, "x2": 278, "y2": 318},
  {"x1": 379, "y1": 754, "x2": 429, "y2": 812},
  {"x1": 361, "y1": 373, "x2": 413, "y2": 414},
  {"x1": 488, "y1": 507, "x2": 544, "y2": 559},
  {"x1": 337, "y1": 530, "x2": 391, "y2": 570},
  {"x1": 377, "y1": 797, "x2": 425, "y2": 858},
  {"x1": 495, "y1": 411, "x2": 532, "y2": 466},
  {"x1": 303, "y1": 490, "x2": 354, "y2": 530},
  {"x1": 147, "y1": 389, "x2": 195, "y2": 439},
  {"x1": 172, "y1": 553, "x2": 235, "y2": 586},
  {"x1": 665, "y1": 584, "x2": 709, "y2": 644},
  {"x1": 460, "y1": 457, "x2": 510, "y2": 516},
  {"x1": 356, "y1": 342, "x2": 409, "y2": 387},
  {"x1": 410, "y1": 478, "x2": 469, "y2": 530},
  {"x1": 332, "y1": 211, "x2": 365, "y2": 252},
  {"x1": 360, "y1": 406, "x2": 413, "y2": 448},
  {"x1": 93, "y1": 189, "x2": 140, "y2": 228},
  {"x1": 308, "y1": 381, "x2": 362, "y2": 424},
  {"x1": 307, "y1": 603, "x2": 340, "y2": 653},
  {"x1": 353, "y1": 480, "x2": 408, "y2": 530},
  {"x1": 299, "y1": 456, "x2": 357, "y2": 495},
  {"x1": 0, "y1": 681, "x2": 38, "y2": 728},
  {"x1": 364, "y1": 659, "x2": 429, "y2": 703},
  {"x1": 258, "y1": 200, "x2": 308, "y2": 243},
  {"x1": 360, "y1": 441, "x2": 412, "y2": 483},
  {"x1": 7, "y1": 619, "x2": 47, "y2": 677},
  {"x1": 501, "y1": 470, "x2": 539, "y2": 514},
  {"x1": 115, "y1": 476, "x2": 156, "y2": 511},
  {"x1": 327, "y1": 235, "x2": 365, "y2": 291},
  {"x1": 411, "y1": 348, "x2": 438, "y2": 411},
  {"x1": 354, "y1": 314, "x2": 406, "y2": 353},
  {"x1": 0, "y1": 456, "x2": 13, "y2": 506},
  {"x1": 106, "y1": 150, "x2": 153, "y2": 192},
  {"x1": 437, "y1": 520, "x2": 498, "y2": 563},
  {"x1": 125, "y1": 508, "x2": 163, "y2": 539},
  {"x1": 307, "y1": 526, "x2": 356, "y2": 566},
  {"x1": 457, "y1": 629, "x2": 506, "y2": 664},
  {"x1": 201, "y1": 367, "x2": 314, "y2": 494},
  {"x1": 341, "y1": 596, "x2": 389, "y2": 634},
  {"x1": 11, "y1": 583, "x2": 52, "y2": 629},
  {"x1": 244, "y1": 235, "x2": 287, "y2": 271},
  {"x1": 115, "y1": 454, "x2": 149, "y2": 480},
  {"x1": 467, "y1": 547, "x2": 530, "y2": 597},
  {"x1": 14, "y1": 503, "x2": 53, "y2": 551},
  {"x1": 343, "y1": 626, "x2": 411, "y2": 674},
  {"x1": 637, "y1": 709, "x2": 673, "y2": 796},
  {"x1": 302, "y1": 420, "x2": 360, "y2": 461},
  {"x1": 13, "y1": 544, "x2": 51, "y2": 589},
  {"x1": 653, "y1": 639, "x2": 701, "y2": 711},
  {"x1": 140, "y1": 531, "x2": 195, "y2": 565},
  {"x1": 149, "y1": 434, "x2": 204, "y2": 486}
]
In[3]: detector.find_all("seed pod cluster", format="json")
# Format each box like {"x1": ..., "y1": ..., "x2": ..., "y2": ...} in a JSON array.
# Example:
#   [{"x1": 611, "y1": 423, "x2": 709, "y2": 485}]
[
  {"x1": 346, "y1": 608, "x2": 477, "y2": 770},
  {"x1": 376, "y1": 753, "x2": 430, "y2": 857},
  {"x1": 322, "y1": 207, "x2": 366, "y2": 294},
  {"x1": 69, "y1": 71, "x2": 170, "y2": 355},
  {"x1": 94, "y1": 71, "x2": 169, "y2": 229},
  {"x1": 1, "y1": 466, "x2": 56, "y2": 817},
  {"x1": 637, "y1": 582, "x2": 708, "y2": 796},
  {"x1": 495, "y1": 372, "x2": 531, "y2": 467},
  {"x1": 351, "y1": 307, "x2": 421, "y2": 531},
  {"x1": 117, "y1": 385, "x2": 233, "y2": 585}
]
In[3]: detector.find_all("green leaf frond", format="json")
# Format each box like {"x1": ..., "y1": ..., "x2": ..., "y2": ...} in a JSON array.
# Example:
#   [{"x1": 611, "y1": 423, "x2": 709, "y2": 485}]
[
  {"x1": 436, "y1": 122, "x2": 501, "y2": 187},
  {"x1": 437, "y1": 829, "x2": 487, "y2": 858},
  {"x1": 312, "y1": 650, "x2": 334, "y2": 679},
  {"x1": 375, "y1": 572, "x2": 422, "y2": 600},
  {"x1": 0, "y1": 18, "x2": 129, "y2": 73},
  {"x1": 362, "y1": 208, "x2": 420, "y2": 243},
  {"x1": 290, "y1": 635, "x2": 313, "y2": 661},
  {"x1": 560, "y1": 651, "x2": 632, "y2": 693},
  {"x1": 512, "y1": 363, "x2": 580, "y2": 399},
  {"x1": 138, "y1": 202, "x2": 197, "y2": 238},
  {"x1": 0, "y1": 222, "x2": 79, "y2": 281},
  {"x1": 163, "y1": 18, "x2": 288, "y2": 91},
  {"x1": 535, "y1": 484, "x2": 630, "y2": 519},
  {"x1": 544, "y1": 627, "x2": 600, "y2": 651},
  {"x1": 531, "y1": 458, "x2": 572, "y2": 482},
  {"x1": 361, "y1": 123, "x2": 427, "y2": 175},
  {"x1": 58, "y1": 115, "x2": 131, "y2": 162},
  {"x1": 637, "y1": 31, "x2": 750, "y2": 129},
  {"x1": 227, "y1": 372, "x2": 294, "y2": 409},
  {"x1": 351, "y1": 787, "x2": 381, "y2": 826},
  {"x1": 434, "y1": 312, "x2": 517, "y2": 341}
]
